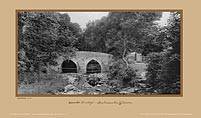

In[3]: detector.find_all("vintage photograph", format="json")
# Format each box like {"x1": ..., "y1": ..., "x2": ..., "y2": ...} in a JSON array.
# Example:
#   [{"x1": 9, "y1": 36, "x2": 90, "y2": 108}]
[{"x1": 17, "y1": 10, "x2": 182, "y2": 96}]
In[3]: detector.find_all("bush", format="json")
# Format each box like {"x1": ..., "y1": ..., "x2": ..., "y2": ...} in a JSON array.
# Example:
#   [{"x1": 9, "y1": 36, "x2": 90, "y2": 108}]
[
  {"x1": 146, "y1": 52, "x2": 164, "y2": 88},
  {"x1": 18, "y1": 72, "x2": 39, "y2": 85},
  {"x1": 108, "y1": 59, "x2": 137, "y2": 87},
  {"x1": 146, "y1": 52, "x2": 180, "y2": 94}
]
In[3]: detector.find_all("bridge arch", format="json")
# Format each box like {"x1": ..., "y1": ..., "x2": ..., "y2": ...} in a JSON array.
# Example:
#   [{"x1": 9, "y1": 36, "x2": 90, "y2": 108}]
[
  {"x1": 86, "y1": 59, "x2": 102, "y2": 74},
  {"x1": 61, "y1": 60, "x2": 77, "y2": 73}
]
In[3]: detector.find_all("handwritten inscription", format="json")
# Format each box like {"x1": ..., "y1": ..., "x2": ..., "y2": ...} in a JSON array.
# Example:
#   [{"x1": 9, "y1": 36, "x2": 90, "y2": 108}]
[{"x1": 68, "y1": 100, "x2": 132, "y2": 105}]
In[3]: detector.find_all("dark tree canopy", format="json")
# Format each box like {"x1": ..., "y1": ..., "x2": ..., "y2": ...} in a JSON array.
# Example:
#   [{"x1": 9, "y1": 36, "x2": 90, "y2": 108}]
[
  {"x1": 80, "y1": 12, "x2": 162, "y2": 58},
  {"x1": 146, "y1": 12, "x2": 181, "y2": 93},
  {"x1": 18, "y1": 12, "x2": 82, "y2": 73}
]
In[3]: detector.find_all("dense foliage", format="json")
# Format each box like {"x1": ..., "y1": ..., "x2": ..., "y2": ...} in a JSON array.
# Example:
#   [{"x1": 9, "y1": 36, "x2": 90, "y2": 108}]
[
  {"x1": 108, "y1": 59, "x2": 138, "y2": 88},
  {"x1": 18, "y1": 12, "x2": 82, "y2": 83},
  {"x1": 146, "y1": 12, "x2": 181, "y2": 94},
  {"x1": 80, "y1": 12, "x2": 162, "y2": 57}
]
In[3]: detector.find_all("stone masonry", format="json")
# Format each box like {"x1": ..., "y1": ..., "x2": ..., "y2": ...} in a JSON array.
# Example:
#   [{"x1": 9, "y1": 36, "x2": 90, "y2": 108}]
[{"x1": 49, "y1": 51, "x2": 114, "y2": 73}]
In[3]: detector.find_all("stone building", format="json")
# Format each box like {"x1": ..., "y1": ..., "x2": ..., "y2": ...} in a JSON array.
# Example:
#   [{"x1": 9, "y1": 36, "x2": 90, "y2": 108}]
[{"x1": 126, "y1": 52, "x2": 143, "y2": 63}]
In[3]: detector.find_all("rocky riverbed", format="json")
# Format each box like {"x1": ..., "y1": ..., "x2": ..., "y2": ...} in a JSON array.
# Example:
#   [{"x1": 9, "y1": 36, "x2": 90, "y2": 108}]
[{"x1": 18, "y1": 73, "x2": 152, "y2": 95}]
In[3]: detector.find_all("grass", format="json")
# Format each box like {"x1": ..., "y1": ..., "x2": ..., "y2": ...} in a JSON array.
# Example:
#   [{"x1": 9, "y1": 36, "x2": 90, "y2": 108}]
[{"x1": 18, "y1": 74, "x2": 69, "y2": 94}]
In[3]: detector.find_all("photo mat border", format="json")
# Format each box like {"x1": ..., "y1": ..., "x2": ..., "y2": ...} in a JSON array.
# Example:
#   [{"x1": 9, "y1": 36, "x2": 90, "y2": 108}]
[{"x1": 15, "y1": 9, "x2": 183, "y2": 97}]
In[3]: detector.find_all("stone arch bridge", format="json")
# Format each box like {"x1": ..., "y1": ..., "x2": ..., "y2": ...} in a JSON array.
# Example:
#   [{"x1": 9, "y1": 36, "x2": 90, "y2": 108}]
[
  {"x1": 49, "y1": 51, "x2": 114, "y2": 74},
  {"x1": 48, "y1": 51, "x2": 143, "y2": 74}
]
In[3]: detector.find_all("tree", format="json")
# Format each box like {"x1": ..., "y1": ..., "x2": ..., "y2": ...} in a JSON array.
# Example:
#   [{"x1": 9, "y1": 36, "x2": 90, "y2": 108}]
[
  {"x1": 82, "y1": 12, "x2": 162, "y2": 67},
  {"x1": 18, "y1": 12, "x2": 81, "y2": 82},
  {"x1": 80, "y1": 17, "x2": 108, "y2": 52},
  {"x1": 145, "y1": 12, "x2": 181, "y2": 93}
]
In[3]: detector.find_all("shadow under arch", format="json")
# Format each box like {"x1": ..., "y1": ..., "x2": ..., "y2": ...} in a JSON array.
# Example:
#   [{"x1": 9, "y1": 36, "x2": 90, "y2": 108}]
[
  {"x1": 86, "y1": 59, "x2": 101, "y2": 74},
  {"x1": 61, "y1": 60, "x2": 77, "y2": 73}
]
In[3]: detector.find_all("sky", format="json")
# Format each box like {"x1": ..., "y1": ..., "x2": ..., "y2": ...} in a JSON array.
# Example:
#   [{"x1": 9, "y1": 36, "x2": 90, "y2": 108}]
[
  {"x1": 157, "y1": 12, "x2": 171, "y2": 26},
  {"x1": 64, "y1": 12, "x2": 170, "y2": 29},
  {"x1": 67, "y1": 12, "x2": 108, "y2": 29}
]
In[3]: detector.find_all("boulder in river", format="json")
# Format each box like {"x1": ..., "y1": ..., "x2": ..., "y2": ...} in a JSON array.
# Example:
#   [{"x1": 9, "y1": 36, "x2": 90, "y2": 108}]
[{"x1": 64, "y1": 84, "x2": 79, "y2": 92}]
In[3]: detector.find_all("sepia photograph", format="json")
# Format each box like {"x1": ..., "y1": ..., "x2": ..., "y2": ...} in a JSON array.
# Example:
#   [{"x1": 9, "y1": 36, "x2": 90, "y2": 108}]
[{"x1": 16, "y1": 10, "x2": 182, "y2": 96}]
